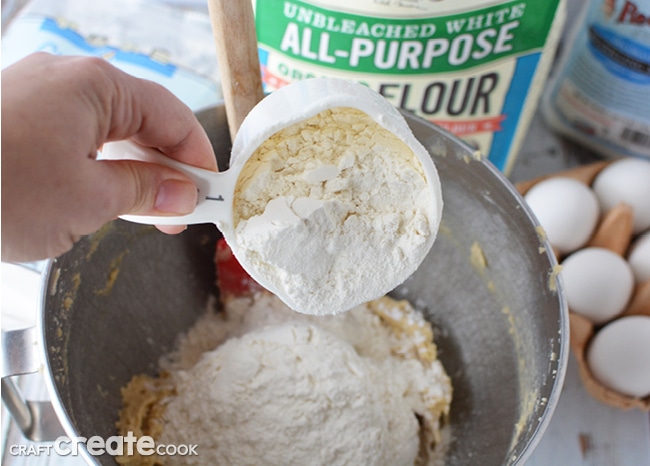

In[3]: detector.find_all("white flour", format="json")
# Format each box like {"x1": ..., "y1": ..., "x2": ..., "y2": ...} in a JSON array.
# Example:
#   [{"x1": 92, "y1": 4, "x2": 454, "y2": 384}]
[
  {"x1": 233, "y1": 107, "x2": 439, "y2": 316},
  {"x1": 158, "y1": 292, "x2": 452, "y2": 466},
  {"x1": 160, "y1": 322, "x2": 418, "y2": 465}
]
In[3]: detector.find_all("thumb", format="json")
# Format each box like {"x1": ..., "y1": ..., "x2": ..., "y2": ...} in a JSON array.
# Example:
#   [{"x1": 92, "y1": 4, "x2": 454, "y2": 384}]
[{"x1": 96, "y1": 159, "x2": 198, "y2": 218}]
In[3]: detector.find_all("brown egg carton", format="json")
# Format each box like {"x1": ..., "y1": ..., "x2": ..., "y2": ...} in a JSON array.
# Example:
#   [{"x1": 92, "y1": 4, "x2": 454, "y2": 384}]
[{"x1": 516, "y1": 161, "x2": 650, "y2": 411}]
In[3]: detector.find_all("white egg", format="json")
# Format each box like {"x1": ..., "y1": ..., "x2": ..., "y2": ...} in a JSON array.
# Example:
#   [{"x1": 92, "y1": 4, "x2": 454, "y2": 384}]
[
  {"x1": 592, "y1": 158, "x2": 650, "y2": 234},
  {"x1": 561, "y1": 247, "x2": 634, "y2": 324},
  {"x1": 628, "y1": 233, "x2": 650, "y2": 284},
  {"x1": 587, "y1": 316, "x2": 650, "y2": 398},
  {"x1": 524, "y1": 177, "x2": 600, "y2": 255}
]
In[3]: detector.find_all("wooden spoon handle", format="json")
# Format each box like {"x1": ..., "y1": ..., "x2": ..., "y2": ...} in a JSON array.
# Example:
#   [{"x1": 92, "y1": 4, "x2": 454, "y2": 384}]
[{"x1": 207, "y1": 0, "x2": 264, "y2": 141}]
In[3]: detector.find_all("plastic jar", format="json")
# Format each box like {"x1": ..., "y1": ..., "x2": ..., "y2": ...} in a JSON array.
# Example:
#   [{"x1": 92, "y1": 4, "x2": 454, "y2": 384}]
[{"x1": 543, "y1": 0, "x2": 650, "y2": 161}]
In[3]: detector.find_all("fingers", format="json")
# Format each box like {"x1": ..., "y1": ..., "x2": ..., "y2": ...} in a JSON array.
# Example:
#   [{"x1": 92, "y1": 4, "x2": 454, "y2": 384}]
[
  {"x1": 99, "y1": 61, "x2": 218, "y2": 172},
  {"x1": 92, "y1": 58, "x2": 217, "y2": 233},
  {"x1": 94, "y1": 159, "x2": 199, "y2": 219},
  {"x1": 1, "y1": 54, "x2": 216, "y2": 262},
  {"x1": 156, "y1": 225, "x2": 188, "y2": 235}
]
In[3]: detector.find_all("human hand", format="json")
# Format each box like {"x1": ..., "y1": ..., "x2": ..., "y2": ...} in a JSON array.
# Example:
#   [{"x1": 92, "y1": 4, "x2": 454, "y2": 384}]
[{"x1": 1, "y1": 53, "x2": 218, "y2": 262}]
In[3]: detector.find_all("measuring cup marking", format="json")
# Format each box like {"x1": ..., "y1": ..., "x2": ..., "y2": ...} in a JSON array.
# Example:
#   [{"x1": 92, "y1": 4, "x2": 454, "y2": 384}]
[{"x1": 100, "y1": 140, "x2": 237, "y2": 227}]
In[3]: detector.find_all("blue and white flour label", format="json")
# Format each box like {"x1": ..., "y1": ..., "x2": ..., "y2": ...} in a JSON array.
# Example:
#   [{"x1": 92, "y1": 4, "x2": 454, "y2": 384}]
[{"x1": 2, "y1": 13, "x2": 221, "y2": 112}]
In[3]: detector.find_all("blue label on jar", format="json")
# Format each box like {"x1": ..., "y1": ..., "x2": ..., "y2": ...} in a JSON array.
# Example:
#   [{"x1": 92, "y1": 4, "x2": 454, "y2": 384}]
[
  {"x1": 588, "y1": 23, "x2": 650, "y2": 84},
  {"x1": 543, "y1": 0, "x2": 650, "y2": 159}
]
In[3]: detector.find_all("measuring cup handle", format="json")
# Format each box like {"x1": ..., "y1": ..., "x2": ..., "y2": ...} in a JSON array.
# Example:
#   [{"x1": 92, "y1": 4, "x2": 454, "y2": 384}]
[{"x1": 101, "y1": 141, "x2": 235, "y2": 226}]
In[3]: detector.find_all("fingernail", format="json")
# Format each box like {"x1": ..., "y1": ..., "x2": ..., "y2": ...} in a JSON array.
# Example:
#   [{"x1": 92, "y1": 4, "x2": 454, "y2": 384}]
[{"x1": 155, "y1": 179, "x2": 198, "y2": 214}]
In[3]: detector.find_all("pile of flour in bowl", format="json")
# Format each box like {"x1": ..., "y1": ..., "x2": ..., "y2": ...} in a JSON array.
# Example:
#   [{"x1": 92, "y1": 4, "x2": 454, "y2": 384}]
[{"x1": 117, "y1": 292, "x2": 452, "y2": 466}]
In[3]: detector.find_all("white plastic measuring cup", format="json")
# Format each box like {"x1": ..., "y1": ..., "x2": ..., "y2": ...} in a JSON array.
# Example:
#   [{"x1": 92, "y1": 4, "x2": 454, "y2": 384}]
[{"x1": 103, "y1": 78, "x2": 443, "y2": 315}]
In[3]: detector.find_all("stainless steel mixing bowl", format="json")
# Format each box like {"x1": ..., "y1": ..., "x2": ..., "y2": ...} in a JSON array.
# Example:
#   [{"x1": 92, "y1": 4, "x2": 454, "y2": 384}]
[{"x1": 24, "y1": 105, "x2": 567, "y2": 465}]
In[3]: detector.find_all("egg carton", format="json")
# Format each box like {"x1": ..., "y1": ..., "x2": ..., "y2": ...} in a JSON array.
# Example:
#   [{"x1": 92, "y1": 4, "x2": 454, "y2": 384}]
[{"x1": 517, "y1": 161, "x2": 650, "y2": 411}]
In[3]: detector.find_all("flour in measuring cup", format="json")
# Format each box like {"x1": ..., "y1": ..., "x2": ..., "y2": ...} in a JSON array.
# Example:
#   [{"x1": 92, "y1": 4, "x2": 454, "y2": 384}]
[{"x1": 232, "y1": 107, "x2": 438, "y2": 316}]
